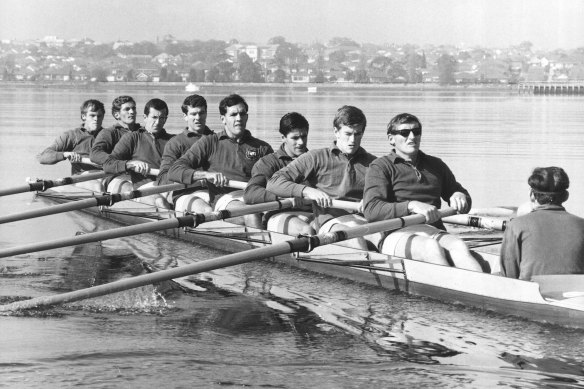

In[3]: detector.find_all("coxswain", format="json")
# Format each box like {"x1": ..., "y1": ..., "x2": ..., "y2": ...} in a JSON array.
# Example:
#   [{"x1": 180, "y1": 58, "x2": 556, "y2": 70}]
[{"x1": 500, "y1": 166, "x2": 584, "y2": 279}]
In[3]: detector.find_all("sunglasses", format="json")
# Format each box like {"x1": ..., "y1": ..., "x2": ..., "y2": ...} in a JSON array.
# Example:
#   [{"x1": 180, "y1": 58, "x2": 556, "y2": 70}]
[{"x1": 391, "y1": 128, "x2": 422, "y2": 138}]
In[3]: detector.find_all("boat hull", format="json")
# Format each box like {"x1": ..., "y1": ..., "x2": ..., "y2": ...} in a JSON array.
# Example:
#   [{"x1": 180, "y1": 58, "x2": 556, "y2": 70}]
[{"x1": 34, "y1": 187, "x2": 584, "y2": 329}]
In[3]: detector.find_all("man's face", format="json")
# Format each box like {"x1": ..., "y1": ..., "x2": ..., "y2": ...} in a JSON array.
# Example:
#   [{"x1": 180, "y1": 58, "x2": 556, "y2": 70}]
[
  {"x1": 143, "y1": 107, "x2": 168, "y2": 134},
  {"x1": 282, "y1": 128, "x2": 308, "y2": 158},
  {"x1": 82, "y1": 109, "x2": 104, "y2": 133},
  {"x1": 334, "y1": 124, "x2": 364, "y2": 155},
  {"x1": 221, "y1": 103, "x2": 248, "y2": 138},
  {"x1": 389, "y1": 122, "x2": 421, "y2": 159},
  {"x1": 183, "y1": 106, "x2": 207, "y2": 133},
  {"x1": 114, "y1": 102, "x2": 137, "y2": 126}
]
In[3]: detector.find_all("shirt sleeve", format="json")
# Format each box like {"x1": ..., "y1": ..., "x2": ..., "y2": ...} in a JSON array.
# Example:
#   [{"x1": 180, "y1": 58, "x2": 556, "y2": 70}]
[
  {"x1": 167, "y1": 138, "x2": 209, "y2": 184},
  {"x1": 363, "y1": 159, "x2": 410, "y2": 222},
  {"x1": 90, "y1": 129, "x2": 115, "y2": 166},
  {"x1": 244, "y1": 158, "x2": 279, "y2": 204},
  {"x1": 499, "y1": 223, "x2": 522, "y2": 278},
  {"x1": 102, "y1": 133, "x2": 134, "y2": 174},
  {"x1": 156, "y1": 139, "x2": 182, "y2": 186},
  {"x1": 439, "y1": 160, "x2": 472, "y2": 209},
  {"x1": 266, "y1": 153, "x2": 311, "y2": 198},
  {"x1": 37, "y1": 131, "x2": 75, "y2": 164}
]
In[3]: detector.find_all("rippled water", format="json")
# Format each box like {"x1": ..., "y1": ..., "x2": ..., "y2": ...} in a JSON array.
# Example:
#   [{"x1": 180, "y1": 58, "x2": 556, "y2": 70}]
[{"x1": 1, "y1": 85, "x2": 584, "y2": 388}]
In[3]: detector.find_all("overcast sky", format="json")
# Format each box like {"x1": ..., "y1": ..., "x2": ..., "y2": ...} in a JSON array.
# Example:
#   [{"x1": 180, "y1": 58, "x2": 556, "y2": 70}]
[{"x1": 1, "y1": 0, "x2": 582, "y2": 50}]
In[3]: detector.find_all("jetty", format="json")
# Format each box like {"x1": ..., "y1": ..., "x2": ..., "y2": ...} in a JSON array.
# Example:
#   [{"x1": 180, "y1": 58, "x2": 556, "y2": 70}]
[{"x1": 518, "y1": 81, "x2": 584, "y2": 95}]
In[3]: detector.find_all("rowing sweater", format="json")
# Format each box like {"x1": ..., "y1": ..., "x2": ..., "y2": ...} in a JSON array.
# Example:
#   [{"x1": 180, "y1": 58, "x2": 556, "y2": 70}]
[
  {"x1": 37, "y1": 125, "x2": 102, "y2": 174},
  {"x1": 266, "y1": 142, "x2": 376, "y2": 202},
  {"x1": 363, "y1": 150, "x2": 470, "y2": 229},
  {"x1": 103, "y1": 128, "x2": 174, "y2": 187},
  {"x1": 90, "y1": 123, "x2": 139, "y2": 166},
  {"x1": 244, "y1": 143, "x2": 295, "y2": 204},
  {"x1": 500, "y1": 205, "x2": 584, "y2": 280},
  {"x1": 156, "y1": 126, "x2": 214, "y2": 186},
  {"x1": 168, "y1": 129, "x2": 273, "y2": 189}
]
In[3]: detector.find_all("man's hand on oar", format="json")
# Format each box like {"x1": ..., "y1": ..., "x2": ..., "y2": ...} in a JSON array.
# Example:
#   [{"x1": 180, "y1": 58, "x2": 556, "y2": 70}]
[{"x1": 0, "y1": 208, "x2": 455, "y2": 312}]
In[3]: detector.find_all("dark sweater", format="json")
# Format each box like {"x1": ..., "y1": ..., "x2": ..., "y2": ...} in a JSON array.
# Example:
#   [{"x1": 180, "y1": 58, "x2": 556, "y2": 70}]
[
  {"x1": 500, "y1": 205, "x2": 584, "y2": 280},
  {"x1": 363, "y1": 150, "x2": 470, "y2": 229}
]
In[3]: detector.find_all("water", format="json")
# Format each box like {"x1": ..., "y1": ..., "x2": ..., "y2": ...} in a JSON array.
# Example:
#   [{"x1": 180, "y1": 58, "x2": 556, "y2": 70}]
[{"x1": 1, "y1": 85, "x2": 584, "y2": 388}]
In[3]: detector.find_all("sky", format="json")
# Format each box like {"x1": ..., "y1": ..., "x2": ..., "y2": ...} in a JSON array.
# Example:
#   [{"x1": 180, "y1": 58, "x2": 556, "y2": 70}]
[{"x1": 1, "y1": 0, "x2": 583, "y2": 50}]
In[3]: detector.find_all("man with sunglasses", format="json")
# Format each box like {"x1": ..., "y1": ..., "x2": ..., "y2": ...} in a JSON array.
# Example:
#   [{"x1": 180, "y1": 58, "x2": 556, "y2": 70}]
[{"x1": 363, "y1": 113, "x2": 483, "y2": 271}]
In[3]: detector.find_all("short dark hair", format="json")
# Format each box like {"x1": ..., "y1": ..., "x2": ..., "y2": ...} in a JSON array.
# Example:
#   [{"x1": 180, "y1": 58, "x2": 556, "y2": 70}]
[
  {"x1": 80, "y1": 99, "x2": 105, "y2": 120},
  {"x1": 387, "y1": 113, "x2": 422, "y2": 135},
  {"x1": 219, "y1": 94, "x2": 248, "y2": 116},
  {"x1": 144, "y1": 98, "x2": 169, "y2": 116},
  {"x1": 111, "y1": 96, "x2": 136, "y2": 118},
  {"x1": 529, "y1": 166, "x2": 569, "y2": 205},
  {"x1": 279, "y1": 112, "x2": 309, "y2": 136},
  {"x1": 333, "y1": 105, "x2": 366, "y2": 130},
  {"x1": 181, "y1": 94, "x2": 207, "y2": 114}
]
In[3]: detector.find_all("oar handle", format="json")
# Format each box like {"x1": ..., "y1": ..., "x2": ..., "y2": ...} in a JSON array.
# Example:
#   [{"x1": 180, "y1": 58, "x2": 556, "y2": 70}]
[
  {"x1": 442, "y1": 214, "x2": 508, "y2": 231},
  {"x1": 331, "y1": 200, "x2": 361, "y2": 211},
  {"x1": 79, "y1": 157, "x2": 101, "y2": 168},
  {"x1": 225, "y1": 180, "x2": 247, "y2": 190}
]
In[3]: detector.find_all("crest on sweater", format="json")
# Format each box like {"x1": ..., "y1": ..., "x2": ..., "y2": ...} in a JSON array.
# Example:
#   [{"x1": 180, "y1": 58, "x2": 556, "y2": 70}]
[{"x1": 245, "y1": 148, "x2": 260, "y2": 161}]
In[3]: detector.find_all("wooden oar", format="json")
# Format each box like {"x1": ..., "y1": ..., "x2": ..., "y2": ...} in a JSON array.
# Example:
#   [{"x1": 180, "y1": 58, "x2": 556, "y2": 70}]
[
  {"x1": 0, "y1": 198, "x2": 302, "y2": 259},
  {"x1": 442, "y1": 214, "x2": 508, "y2": 231},
  {"x1": 328, "y1": 200, "x2": 510, "y2": 232},
  {"x1": 79, "y1": 157, "x2": 159, "y2": 176},
  {"x1": 0, "y1": 182, "x2": 194, "y2": 224},
  {"x1": 0, "y1": 208, "x2": 455, "y2": 312},
  {"x1": 0, "y1": 171, "x2": 111, "y2": 198}
]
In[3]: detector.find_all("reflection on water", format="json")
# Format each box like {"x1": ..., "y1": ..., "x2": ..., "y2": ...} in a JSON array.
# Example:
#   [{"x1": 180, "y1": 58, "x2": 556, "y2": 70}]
[{"x1": 1, "y1": 86, "x2": 584, "y2": 387}]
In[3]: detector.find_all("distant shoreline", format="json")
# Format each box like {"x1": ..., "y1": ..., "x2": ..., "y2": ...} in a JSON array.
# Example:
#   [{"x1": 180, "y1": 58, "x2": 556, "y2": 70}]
[{"x1": 0, "y1": 80, "x2": 518, "y2": 93}]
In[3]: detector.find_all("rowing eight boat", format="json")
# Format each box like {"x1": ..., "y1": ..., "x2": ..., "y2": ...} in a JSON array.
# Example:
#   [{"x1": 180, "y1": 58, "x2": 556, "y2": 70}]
[{"x1": 30, "y1": 185, "x2": 584, "y2": 329}]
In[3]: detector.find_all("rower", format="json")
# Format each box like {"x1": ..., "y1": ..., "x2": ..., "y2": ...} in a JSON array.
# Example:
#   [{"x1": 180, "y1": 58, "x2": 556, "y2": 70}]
[
  {"x1": 266, "y1": 105, "x2": 379, "y2": 250},
  {"x1": 362, "y1": 113, "x2": 482, "y2": 271},
  {"x1": 168, "y1": 94, "x2": 273, "y2": 226},
  {"x1": 156, "y1": 94, "x2": 214, "y2": 208},
  {"x1": 500, "y1": 167, "x2": 584, "y2": 280},
  {"x1": 243, "y1": 112, "x2": 313, "y2": 234},
  {"x1": 36, "y1": 99, "x2": 106, "y2": 191},
  {"x1": 90, "y1": 95, "x2": 140, "y2": 192},
  {"x1": 102, "y1": 98, "x2": 174, "y2": 209}
]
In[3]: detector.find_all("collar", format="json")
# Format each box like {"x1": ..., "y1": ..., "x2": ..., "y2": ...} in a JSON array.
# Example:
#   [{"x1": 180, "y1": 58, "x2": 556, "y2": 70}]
[
  {"x1": 217, "y1": 129, "x2": 251, "y2": 143},
  {"x1": 183, "y1": 126, "x2": 213, "y2": 137},
  {"x1": 81, "y1": 124, "x2": 102, "y2": 135},
  {"x1": 140, "y1": 127, "x2": 167, "y2": 139},
  {"x1": 388, "y1": 149, "x2": 425, "y2": 165},
  {"x1": 532, "y1": 204, "x2": 566, "y2": 212},
  {"x1": 330, "y1": 141, "x2": 366, "y2": 158},
  {"x1": 275, "y1": 143, "x2": 294, "y2": 160}
]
